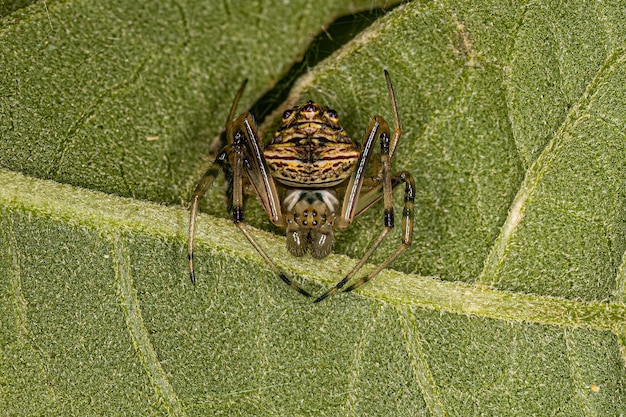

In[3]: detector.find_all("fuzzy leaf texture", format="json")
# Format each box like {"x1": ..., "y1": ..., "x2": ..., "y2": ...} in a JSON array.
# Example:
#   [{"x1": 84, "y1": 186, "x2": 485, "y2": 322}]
[{"x1": 1, "y1": 0, "x2": 626, "y2": 415}]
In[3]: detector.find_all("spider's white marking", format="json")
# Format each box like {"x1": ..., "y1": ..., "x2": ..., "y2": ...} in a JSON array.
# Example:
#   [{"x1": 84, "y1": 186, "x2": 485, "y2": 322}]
[
  {"x1": 317, "y1": 190, "x2": 339, "y2": 213},
  {"x1": 284, "y1": 190, "x2": 339, "y2": 213},
  {"x1": 290, "y1": 231, "x2": 301, "y2": 246}
]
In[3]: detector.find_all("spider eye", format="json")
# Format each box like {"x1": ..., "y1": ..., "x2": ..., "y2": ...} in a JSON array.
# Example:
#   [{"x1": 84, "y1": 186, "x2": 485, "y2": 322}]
[
  {"x1": 303, "y1": 102, "x2": 316, "y2": 113},
  {"x1": 326, "y1": 109, "x2": 338, "y2": 120},
  {"x1": 282, "y1": 110, "x2": 293, "y2": 120}
]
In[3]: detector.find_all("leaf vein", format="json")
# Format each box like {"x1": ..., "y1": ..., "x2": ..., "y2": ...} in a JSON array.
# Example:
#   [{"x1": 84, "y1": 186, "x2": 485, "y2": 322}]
[{"x1": 112, "y1": 233, "x2": 188, "y2": 417}]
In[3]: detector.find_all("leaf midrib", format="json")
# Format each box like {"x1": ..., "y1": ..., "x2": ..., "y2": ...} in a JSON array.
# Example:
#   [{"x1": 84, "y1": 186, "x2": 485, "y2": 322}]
[{"x1": 1, "y1": 168, "x2": 624, "y2": 336}]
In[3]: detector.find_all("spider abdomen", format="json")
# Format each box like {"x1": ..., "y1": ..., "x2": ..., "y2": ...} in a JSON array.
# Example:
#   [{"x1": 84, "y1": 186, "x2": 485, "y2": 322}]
[
  {"x1": 264, "y1": 139, "x2": 359, "y2": 187},
  {"x1": 264, "y1": 101, "x2": 359, "y2": 187}
]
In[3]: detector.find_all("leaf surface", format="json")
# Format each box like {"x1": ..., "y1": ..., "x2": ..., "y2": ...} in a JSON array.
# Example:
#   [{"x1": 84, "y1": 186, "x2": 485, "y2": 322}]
[{"x1": 1, "y1": 0, "x2": 626, "y2": 415}]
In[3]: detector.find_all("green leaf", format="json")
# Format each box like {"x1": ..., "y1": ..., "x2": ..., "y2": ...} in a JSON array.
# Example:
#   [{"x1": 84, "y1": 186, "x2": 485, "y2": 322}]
[{"x1": 2, "y1": 0, "x2": 626, "y2": 415}]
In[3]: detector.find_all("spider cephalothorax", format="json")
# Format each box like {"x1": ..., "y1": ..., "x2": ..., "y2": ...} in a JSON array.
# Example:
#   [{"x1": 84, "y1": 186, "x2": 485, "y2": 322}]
[
  {"x1": 188, "y1": 71, "x2": 415, "y2": 302},
  {"x1": 283, "y1": 189, "x2": 338, "y2": 259}
]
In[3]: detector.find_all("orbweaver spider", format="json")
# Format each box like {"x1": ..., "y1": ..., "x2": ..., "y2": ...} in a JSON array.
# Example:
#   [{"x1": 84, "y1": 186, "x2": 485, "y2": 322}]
[{"x1": 188, "y1": 70, "x2": 415, "y2": 302}]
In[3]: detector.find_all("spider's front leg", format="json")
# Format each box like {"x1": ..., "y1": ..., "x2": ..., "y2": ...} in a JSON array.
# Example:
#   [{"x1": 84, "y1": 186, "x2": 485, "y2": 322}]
[
  {"x1": 188, "y1": 82, "x2": 311, "y2": 297},
  {"x1": 188, "y1": 80, "x2": 247, "y2": 284},
  {"x1": 314, "y1": 120, "x2": 414, "y2": 302},
  {"x1": 314, "y1": 70, "x2": 414, "y2": 302},
  {"x1": 228, "y1": 113, "x2": 312, "y2": 297}
]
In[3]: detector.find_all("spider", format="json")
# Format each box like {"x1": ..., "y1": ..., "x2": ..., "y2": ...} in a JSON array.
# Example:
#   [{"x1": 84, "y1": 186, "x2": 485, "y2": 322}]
[{"x1": 188, "y1": 70, "x2": 415, "y2": 302}]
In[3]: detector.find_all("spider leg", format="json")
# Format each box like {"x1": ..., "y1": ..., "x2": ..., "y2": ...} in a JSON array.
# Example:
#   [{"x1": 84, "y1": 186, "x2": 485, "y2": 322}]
[
  {"x1": 188, "y1": 149, "x2": 229, "y2": 284},
  {"x1": 384, "y1": 69, "x2": 402, "y2": 161},
  {"x1": 231, "y1": 114, "x2": 311, "y2": 297},
  {"x1": 315, "y1": 70, "x2": 413, "y2": 302},
  {"x1": 188, "y1": 80, "x2": 248, "y2": 284},
  {"x1": 235, "y1": 114, "x2": 283, "y2": 225},
  {"x1": 234, "y1": 222, "x2": 311, "y2": 297},
  {"x1": 314, "y1": 169, "x2": 415, "y2": 302},
  {"x1": 342, "y1": 171, "x2": 414, "y2": 293},
  {"x1": 314, "y1": 119, "x2": 393, "y2": 302}
]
